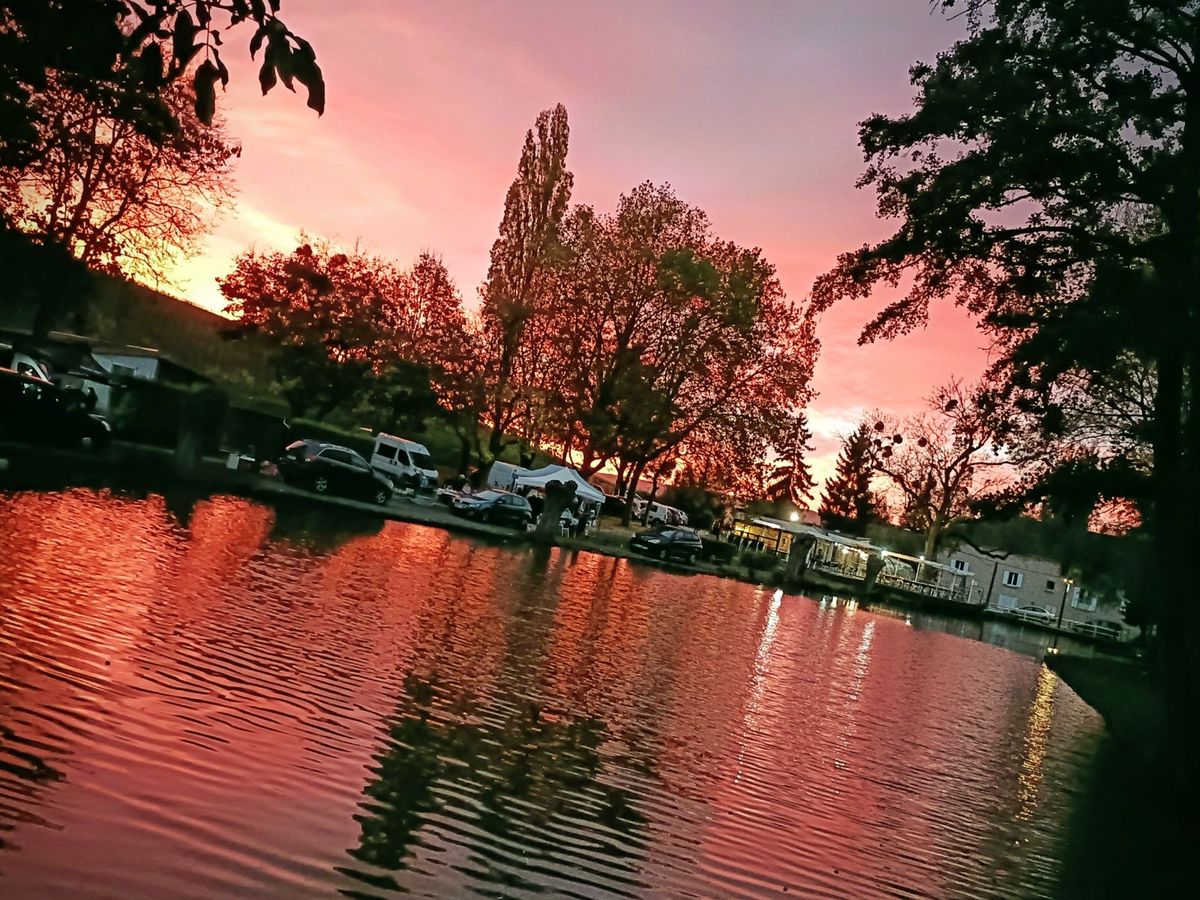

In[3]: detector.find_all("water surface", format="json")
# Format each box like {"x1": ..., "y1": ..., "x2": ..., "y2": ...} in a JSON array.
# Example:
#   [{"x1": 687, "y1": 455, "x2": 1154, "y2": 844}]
[{"x1": 0, "y1": 489, "x2": 1111, "y2": 897}]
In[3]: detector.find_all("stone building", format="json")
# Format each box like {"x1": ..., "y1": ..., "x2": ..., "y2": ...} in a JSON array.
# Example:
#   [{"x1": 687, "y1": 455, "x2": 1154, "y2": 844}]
[{"x1": 937, "y1": 544, "x2": 1128, "y2": 636}]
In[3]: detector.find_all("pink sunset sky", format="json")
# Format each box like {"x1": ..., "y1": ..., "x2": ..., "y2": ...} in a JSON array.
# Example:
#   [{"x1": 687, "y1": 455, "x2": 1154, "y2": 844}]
[{"x1": 171, "y1": 0, "x2": 995, "y2": 493}]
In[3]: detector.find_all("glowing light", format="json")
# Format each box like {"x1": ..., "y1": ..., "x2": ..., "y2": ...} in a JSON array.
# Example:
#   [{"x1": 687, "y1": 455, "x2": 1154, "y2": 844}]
[
  {"x1": 788, "y1": 511, "x2": 800, "y2": 522},
  {"x1": 1017, "y1": 665, "x2": 1057, "y2": 820}
]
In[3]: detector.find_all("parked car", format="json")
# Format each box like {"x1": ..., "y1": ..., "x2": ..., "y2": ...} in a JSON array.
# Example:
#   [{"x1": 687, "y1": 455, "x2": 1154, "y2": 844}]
[
  {"x1": 630, "y1": 526, "x2": 704, "y2": 563},
  {"x1": 277, "y1": 439, "x2": 393, "y2": 505},
  {"x1": 0, "y1": 345, "x2": 52, "y2": 381},
  {"x1": 1069, "y1": 619, "x2": 1122, "y2": 641},
  {"x1": 1008, "y1": 604, "x2": 1055, "y2": 625},
  {"x1": 369, "y1": 432, "x2": 438, "y2": 490},
  {"x1": 451, "y1": 490, "x2": 534, "y2": 528},
  {"x1": 0, "y1": 367, "x2": 111, "y2": 451}
]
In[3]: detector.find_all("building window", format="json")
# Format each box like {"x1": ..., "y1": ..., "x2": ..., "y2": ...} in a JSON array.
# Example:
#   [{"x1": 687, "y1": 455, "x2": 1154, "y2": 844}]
[
  {"x1": 1071, "y1": 593, "x2": 1098, "y2": 612},
  {"x1": 952, "y1": 559, "x2": 967, "y2": 572},
  {"x1": 1003, "y1": 570, "x2": 1024, "y2": 588},
  {"x1": 1045, "y1": 579, "x2": 1056, "y2": 591}
]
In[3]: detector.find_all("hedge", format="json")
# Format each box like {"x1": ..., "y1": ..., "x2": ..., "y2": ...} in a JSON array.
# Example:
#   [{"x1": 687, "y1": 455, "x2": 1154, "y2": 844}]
[
  {"x1": 739, "y1": 549, "x2": 782, "y2": 572},
  {"x1": 701, "y1": 538, "x2": 737, "y2": 563},
  {"x1": 109, "y1": 379, "x2": 227, "y2": 454}
]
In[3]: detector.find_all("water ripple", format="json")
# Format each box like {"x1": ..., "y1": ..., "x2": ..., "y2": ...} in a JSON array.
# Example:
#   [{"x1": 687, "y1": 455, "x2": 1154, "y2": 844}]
[{"x1": 0, "y1": 488, "x2": 1105, "y2": 898}]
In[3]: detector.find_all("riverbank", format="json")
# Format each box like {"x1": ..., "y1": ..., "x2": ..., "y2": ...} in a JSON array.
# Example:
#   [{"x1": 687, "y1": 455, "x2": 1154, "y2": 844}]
[
  {"x1": 0, "y1": 440, "x2": 1132, "y2": 634},
  {"x1": 1, "y1": 440, "x2": 734, "y2": 573},
  {"x1": 1045, "y1": 653, "x2": 1166, "y2": 766}
]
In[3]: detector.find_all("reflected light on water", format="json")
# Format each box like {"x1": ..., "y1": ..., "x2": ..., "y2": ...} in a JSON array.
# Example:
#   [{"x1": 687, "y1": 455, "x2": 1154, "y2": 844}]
[{"x1": 1017, "y1": 664, "x2": 1058, "y2": 822}]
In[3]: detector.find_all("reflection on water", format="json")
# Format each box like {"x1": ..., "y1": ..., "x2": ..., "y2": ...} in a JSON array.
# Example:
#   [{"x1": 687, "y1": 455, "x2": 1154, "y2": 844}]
[
  {"x1": 1017, "y1": 665, "x2": 1058, "y2": 822},
  {"x1": 0, "y1": 488, "x2": 1127, "y2": 897}
]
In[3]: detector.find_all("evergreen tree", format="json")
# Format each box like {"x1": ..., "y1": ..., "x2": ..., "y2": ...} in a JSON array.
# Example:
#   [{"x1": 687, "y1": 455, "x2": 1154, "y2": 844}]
[
  {"x1": 764, "y1": 412, "x2": 816, "y2": 506},
  {"x1": 819, "y1": 423, "x2": 879, "y2": 533}
]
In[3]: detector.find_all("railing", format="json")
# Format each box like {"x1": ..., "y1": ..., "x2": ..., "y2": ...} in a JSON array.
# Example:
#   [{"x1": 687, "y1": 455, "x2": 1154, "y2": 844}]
[
  {"x1": 876, "y1": 571, "x2": 976, "y2": 605},
  {"x1": 809, "y1": 558, "x2": 866, "y2": 580},
  {"x1": 1067, "y1": 620, "x2": 1122, "y2": 641}
]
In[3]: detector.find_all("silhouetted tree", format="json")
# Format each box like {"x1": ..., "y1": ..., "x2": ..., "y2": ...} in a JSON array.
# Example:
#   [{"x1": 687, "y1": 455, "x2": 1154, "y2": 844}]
[
  {"x1": 812, "y1": 0, "x2": 1200, "y2": 775},
  {"x1": 764, "y1": 412, "x2": 815, "y2": 506},
  {"x1": 523, "y1": 183, "x2": 817, "y2": 522},
  {"x1": 0, "y1": 78, "x2": 239, "y2": 286},
  {"x1": 873, "y1": 381, "x2": 1010, "y2": 559},
  {"x1": 819, "y1": 422, "x2": 881, "y2": 534},
  {"x1": 365, "y1": 252, "x2": 470, "y2": 433},
  {"x1": 0, "y1": 0, "x2": 323, "y2": 169},
  {"x1": 222, "y1": 239, "x2": 468, "y2": 420}
]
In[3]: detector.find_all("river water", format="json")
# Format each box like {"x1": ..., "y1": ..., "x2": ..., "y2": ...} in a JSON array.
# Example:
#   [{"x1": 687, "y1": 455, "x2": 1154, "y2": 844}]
[{"x1": 0, "y1": 488, "x2": 1128, "y2": 897}]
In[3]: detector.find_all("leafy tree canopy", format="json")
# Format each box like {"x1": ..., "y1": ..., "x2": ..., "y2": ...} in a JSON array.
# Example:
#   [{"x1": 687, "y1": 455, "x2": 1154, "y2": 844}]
[{"x1": 0, "y1": 0, "x2": 323, "y2": 168}]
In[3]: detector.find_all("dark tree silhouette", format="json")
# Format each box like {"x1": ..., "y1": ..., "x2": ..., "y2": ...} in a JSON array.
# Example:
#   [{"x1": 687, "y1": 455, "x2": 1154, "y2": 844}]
[
  {"x1": 812, "y1": 0, "x2": 1200, "y2": 782},
  {"x1": 819, "y1": 422, "x2": 881, "y2": 535},
  {"x1": 0, "y1": 1, "x2": 323, "y2": 168},
  {"x1": 872, "y1": 380, "x2": 1010, "y2": 559},
  {"x1": 0, "y1": 78, "x2": 239, "y2": 286},
  {"x1": 764, "y1": 412, "x2": 815, "y2": 506}
]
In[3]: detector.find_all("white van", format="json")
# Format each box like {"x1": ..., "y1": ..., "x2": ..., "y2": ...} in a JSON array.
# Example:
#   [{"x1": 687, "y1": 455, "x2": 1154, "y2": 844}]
[
  {"x1": 370, "y1": 433, "x2": 438, "y2": 489},
  {"x1": 648, "y1": 502, "x2": 688, "y2": 527}
]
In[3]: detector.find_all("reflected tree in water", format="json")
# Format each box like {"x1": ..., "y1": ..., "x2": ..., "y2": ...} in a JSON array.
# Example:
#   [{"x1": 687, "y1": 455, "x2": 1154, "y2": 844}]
[{"x1": 342, "y1": 672, "x2": 645, "y2": 894}]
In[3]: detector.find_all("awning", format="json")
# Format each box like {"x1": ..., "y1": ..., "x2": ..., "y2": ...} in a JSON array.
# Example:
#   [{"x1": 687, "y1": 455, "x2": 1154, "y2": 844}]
[{"x1": 513, "y1": 465, "x2": 605, "y2": 504}]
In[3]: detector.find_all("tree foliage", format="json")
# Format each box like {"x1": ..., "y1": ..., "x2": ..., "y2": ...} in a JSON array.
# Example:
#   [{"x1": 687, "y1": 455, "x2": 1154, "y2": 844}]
[
  {"x1": 0, "y1": 77, "x2": 239, "y2": 286},
  {"x1": 815, "y1": 0, "x2": 1200, "y2": 771},
  {"x1": 819, "y1": 422, "x2": 882, "y2": 534},
  {"x1": 763, "y1": 413, "x2": 815, "y2": 505},
  {"x1": 220, "y1": 239, "x2": 468, "y2": 420},
  {"x1": 525, "y1": 182, "x2": 818, "y2": 516},
  {"x1": 478, "y1": 103, "x2": 573, "y2": 459},
  {"x1": 872, "y1": 380, "x2": 1010, "y2": 558},
  {"x1": 0, "y1": 0, "x2": 323, "y2": 169}
]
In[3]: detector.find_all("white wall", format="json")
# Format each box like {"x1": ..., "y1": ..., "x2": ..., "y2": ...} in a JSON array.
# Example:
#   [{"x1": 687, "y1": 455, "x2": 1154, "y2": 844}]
[{"x1": 93, "y1": 352, "x2": 159, "y2": 381}]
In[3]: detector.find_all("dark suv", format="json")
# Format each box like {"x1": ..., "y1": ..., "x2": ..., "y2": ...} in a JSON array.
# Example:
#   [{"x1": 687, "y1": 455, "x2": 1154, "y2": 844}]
[
  {"x1": 451, "y1": 490, "x2": 534, "y2": 529},
  {"x1": 630, "y1": 526, "x2": 704, "y2": 563},
  {"x1": 0, "y1": 368, "x2": 111, "y2": 451},
  {"x1": 278, "y1": 440, "x2": 393, "y2": 506}
]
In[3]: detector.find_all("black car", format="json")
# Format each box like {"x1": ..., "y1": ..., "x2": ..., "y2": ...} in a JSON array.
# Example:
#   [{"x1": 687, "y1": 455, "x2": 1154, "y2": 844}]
[
  {"x1": 278, "y1": 439, "x2": 393, "y2": 505},
  {"x1": 630, "y1": 526, "x2": 704, "y2": 563},
  {"x1": 451, "y1": 490, "x2": 533, "y2": 529},
  {"x1": 0, "y1": 368, "x2": 111, "y2": 451}
]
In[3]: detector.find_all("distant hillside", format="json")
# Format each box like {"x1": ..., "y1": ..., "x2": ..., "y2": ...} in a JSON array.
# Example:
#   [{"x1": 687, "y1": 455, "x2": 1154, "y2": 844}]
[
  {"x1": 0, "y1": 259, "x2": 283, "y2": 406},
  {"x1": 84, "y1": 274, "x2": 279, "y2": 394}
]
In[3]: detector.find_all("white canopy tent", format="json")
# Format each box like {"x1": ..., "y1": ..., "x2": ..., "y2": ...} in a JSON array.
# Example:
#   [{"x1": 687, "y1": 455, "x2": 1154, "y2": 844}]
[{"x1": 512, "y1": 465, "x2": 605, "y2": 505}]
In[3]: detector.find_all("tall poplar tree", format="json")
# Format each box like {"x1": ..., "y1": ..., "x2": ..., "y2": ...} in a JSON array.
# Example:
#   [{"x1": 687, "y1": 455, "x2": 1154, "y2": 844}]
[{"x1": 478, "y1": 103, "x2": 573, "y2": 461}]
